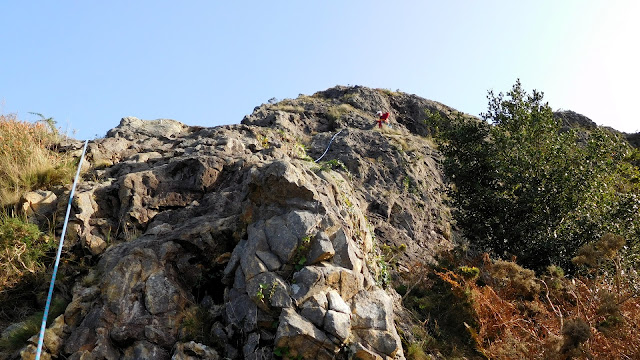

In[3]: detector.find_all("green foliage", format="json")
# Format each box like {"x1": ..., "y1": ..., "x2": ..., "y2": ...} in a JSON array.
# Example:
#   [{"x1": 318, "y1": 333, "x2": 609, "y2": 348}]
[
  {"x1": 292, "y1": 235, "x2": 311, "y2": 271},
  {"x1": 28, "y1": 112, "x2": 57, "y2": 133},
  {"x1": 436, "y1": 79, "x2": 640, "y2": 271},
  {"x1": 488, "y1": 260, "x2": 540, "y2": 300},
  {"x1": 458, "y1": 266, "x2": 480, "y2": 281},
  {"x1": 0, "y1": 214, "x2": 55, "y2": 289},
  {"x1": 314, "y1": 159, "x2": 347, "y2": 173}
]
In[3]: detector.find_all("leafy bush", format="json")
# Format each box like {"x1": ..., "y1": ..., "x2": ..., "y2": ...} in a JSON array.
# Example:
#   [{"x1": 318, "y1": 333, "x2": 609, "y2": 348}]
[
  {"x1": 488, "y1": 260, "x2": 540, "y2": 300},
  {"x1": 0, "y1": 114, "x2": 74, "y2": 205},
  {"x1": 434, "y1": 80, "x2": 640, "y2": 271}
]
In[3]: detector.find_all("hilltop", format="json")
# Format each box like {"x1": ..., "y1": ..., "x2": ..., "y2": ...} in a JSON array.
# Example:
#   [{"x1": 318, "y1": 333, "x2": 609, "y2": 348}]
[
  {"x1": 2, "y1": 85, "x2": 640, "y2": 360},
  {"x1": 3, "y1": 86, "x2": 460, "y2": 360}
]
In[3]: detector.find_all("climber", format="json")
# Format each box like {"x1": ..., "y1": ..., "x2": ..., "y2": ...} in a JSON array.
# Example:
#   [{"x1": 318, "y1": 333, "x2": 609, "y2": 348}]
[{"x1": 376, "y1": 111, "x2": 390, "y2": 128}]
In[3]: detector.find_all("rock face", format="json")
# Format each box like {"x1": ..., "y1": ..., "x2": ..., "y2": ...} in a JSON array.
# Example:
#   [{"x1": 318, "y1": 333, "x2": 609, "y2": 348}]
[{"x1": 14, "y1": 86, "x2": 456, "y2": 359}]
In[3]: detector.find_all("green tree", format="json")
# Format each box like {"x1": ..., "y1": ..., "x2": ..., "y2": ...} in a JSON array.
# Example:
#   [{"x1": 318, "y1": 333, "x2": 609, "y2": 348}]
[{"x1": 437, "y1": 80, "x2": 640, "y2": 271}]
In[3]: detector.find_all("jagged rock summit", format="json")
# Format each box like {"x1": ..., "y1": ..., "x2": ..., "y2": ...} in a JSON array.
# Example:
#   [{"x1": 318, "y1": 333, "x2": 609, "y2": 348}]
[{"x1": 15, "y1": 86, "x2": 457, "y2": 360}]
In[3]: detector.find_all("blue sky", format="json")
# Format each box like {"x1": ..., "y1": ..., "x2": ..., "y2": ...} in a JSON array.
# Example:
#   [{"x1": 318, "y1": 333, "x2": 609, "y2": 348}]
[{"x1": 2, "y1": 1, "x2": 639, "y2": 140}]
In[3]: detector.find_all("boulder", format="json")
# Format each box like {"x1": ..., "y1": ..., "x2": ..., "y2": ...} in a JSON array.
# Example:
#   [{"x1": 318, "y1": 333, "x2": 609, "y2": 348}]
[
  {"x1": 275, "y1": 308, "x2": 336, "y2": 360},
  {"x1": 172, "y1": 341, "x2": 219, "y2": 360}
]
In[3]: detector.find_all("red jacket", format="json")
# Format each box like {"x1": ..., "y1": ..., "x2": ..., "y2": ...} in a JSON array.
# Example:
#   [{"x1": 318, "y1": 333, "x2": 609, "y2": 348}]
[{"x1": 379, "y1": 112, "x2": 390, "y2": 120}]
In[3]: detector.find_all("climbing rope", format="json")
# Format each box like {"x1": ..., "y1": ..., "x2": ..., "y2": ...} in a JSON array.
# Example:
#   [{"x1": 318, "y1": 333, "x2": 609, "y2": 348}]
[
  {"x1": 314, "y1": 129, "x2": 344, "y2": 163},
  {"x1": 36, "y1": 139, "x2": 89, "y2": 360}
]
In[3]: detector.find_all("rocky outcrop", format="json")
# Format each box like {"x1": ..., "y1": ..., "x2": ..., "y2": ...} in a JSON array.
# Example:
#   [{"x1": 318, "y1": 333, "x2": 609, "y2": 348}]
[{"x1": 11, "y1": 86, "x2": 456, "y2": 359}]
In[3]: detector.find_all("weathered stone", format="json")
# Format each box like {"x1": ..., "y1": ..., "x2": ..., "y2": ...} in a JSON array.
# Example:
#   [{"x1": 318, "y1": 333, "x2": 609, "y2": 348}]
[
  {"x1": 245, "y1": 272, "x2": 292, "y2": 309},
  {"x1": 264, "y1": 216, "x2": 299, "y2": 263},
  {"x1": 43, "y1": 315, "x2": 67, "y2": 355},
  {"x1": 223, "y1": 239, "x2": 246, "y2": 284},
  {"x1": 144, "y1": 271, "x2": 180, "y2": 314},
  {"x1": 323, "y1": 310, "x2": 351, "y2": 342},
  {"x1": 275, "y1": 308, "x2": 336, "y2": 359},
  {"x1": 327, "y1": 290, "x2": 351, "y2": 314},
  {"x1": 172, "y1": 341, "x2": 220, "y2": 360},
  {"x1": 20, "y1": 344, "x2": 52, "y2": 360},
  {"x1": 300, "y1": 306, "x2": 326, "y2": 328},
  {"x1": 285, "y1": 210, "x2": 321, "y2": 239},
  {"x1": 242, "y1": 332, "x2": 260, "y2": 359},
  {"x1": 240, "y1": 255, "x2": 268, "y2": 281},
  {"x1": 332, "y1": 229, "x2": 362, "y2": 272},
  {"x1": 225, "y1": 288, "x2": 258, "y2": 333},
  {"x1": 290, "y1": 266, "x2": 325, "y2": 305},
  {"x1": 255, "y1": 250, "x2": 282, "y2": 271},
  {"x1": 122, "y1": 340, "x2": 170, "y2": 360},
  {"x1": 353, "y1": 343, "x2": 384, "y2": 360},
  {"x1": 308, "y1": 231, "x2": 335, "y2": 264},
  {"x1": 107, "y1": 117, "x2": 189, "y2": 139},
  {"x1": 351, "y1": 289, "x2": 394, "y2": 330},
  {"x1": 301, "y1": 292, "x2": 328, "y2": 310},
  {"x1": 20, "y1": 190, "x2": 57, "y2": 217},
  {"x1": 354, "y1": 329, "x2": 401, "y2": 357},
  {"x1": 339, "y1": 268, "x2": 364, "y2": 301},
  {"x1": 209, "y1": 322, "x2": 228, "y2": 348}
]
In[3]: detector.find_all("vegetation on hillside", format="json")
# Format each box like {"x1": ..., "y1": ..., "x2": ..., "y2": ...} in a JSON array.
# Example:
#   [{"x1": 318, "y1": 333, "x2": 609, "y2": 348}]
[
  {"x1": 429, "y1": 80, "x2": 640, "y2": 272},
  {"x1": 401, "y1": 80, "x2": 640, "y2": 359},
  {"x1": 0, "y1": 113, "x2": 74, "y2": 206},
  {"x1": 0, "y1": 114, "x2": 77, "y2": 356}
]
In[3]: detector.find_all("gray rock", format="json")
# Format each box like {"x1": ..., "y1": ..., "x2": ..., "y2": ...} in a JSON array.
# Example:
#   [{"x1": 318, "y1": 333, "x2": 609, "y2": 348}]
[
  {"x1": 225, "y1": 288, "x2": 258, "y2": 333},
  {"x1": 242, "y1": 332, "x2": 260, "y2": 359},
  {"x1": 308, "y1": 231, "x2": 335, "y2": 264},
  {"x1": 285, "y1": 210, "x2": 321, "y2": 239},
  {"x1": 300, "y1": 306, "x2": 327, "y2": 328},
  {"x1": 265, "y1": 215, "x2": 299, "y2": 263},
  {"x1": 246, "y1": 272, "x2": 292, "y2": 309},
  {"x1": 255, "y1": 250, "x2": 282, "y2": 271},
  {"x1": 172, "y1": 341, "x2": 219, "y2": 360},
  {"x1": 327, "y1": 290, "x2": 351, "y2": 314},
  {"x1": 300, "y1": 292, "x2": 328, "y2": 310},
  {"x1": 144, "y1": 271, "x2": 180, "y2": 314},
  {"x1": 290, "y1": 266, "x2": 325, "y2": 305},
  {"x1": 275, "y1": 308, "x2": 336, "y2": 359},
  {"x1": 122, "y1": 340, "x2": 170, "y2": 360},
  {"x1": 332, "y1": 229, "x2": 362, "y2": 272},
  {"x1": 223, "y1": 239, "x2": 246, "y2": 284},
  {"x1": 323, "y1": 310, "x2": 351, "y2": 342}
]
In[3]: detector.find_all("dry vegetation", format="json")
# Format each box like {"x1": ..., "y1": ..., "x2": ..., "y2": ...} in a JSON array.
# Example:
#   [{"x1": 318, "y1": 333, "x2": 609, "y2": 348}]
[
  {"x1": 0, "y1": 114, "x2": 77, "y2": 354},
  {"x1": 400, "y1": 238, "x2": 640, "y2": 359},
  {"x1": 0, "y1": 113, "x2": 73, "y2": 206}
]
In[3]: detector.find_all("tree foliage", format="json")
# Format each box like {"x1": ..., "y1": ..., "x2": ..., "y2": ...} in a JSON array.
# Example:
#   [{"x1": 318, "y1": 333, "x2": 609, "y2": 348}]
[{"x1": 434, "y1": 80, "x2": 640, "y2": 271}]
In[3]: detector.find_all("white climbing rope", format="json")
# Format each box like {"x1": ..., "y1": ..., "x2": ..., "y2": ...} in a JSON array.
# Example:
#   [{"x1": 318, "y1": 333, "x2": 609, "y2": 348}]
[
  {"x1": 35, "y1": 139, "x2": 89, "y2": 360},
  {"x1": 314, "y1": 129, "x2": 344, "y2": 163}
]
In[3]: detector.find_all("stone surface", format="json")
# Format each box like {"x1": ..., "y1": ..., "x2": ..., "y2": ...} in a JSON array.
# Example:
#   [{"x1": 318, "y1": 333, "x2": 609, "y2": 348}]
[
  {"x1": 6, "y1": 86, "x2": 466, "y2": 360},
  {"x1": 275, "y1": 308, "x2": 336, "y2": 359},
  {"x1": 308, "y1": 231, "x2": 335, "y2": 264},
  {"x1": 327, "y1": 290, "x2": 351, "y2": 314},
  {"x1": 323, "y1": 310, "x2": 351, "y2": 342},
  {"x1": 172, "y1": 341, "x2": 219, "y2": 360}
]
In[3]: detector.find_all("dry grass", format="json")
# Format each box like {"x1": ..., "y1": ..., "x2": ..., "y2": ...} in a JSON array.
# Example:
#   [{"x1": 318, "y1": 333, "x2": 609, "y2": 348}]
[
  {"x1": 402, "y1": 254, "x2": 640, "y2": 359},
  {"x1": 0, "y1": 114, "x2": 73, "y2": 205},
  {"x1": 470, "y1": 261, "x2": 640, "y2": 359}
]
